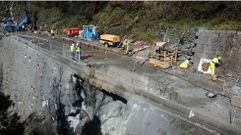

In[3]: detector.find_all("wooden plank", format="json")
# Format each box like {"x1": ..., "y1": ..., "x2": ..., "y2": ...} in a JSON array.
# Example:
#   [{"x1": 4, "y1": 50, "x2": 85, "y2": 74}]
[{"x1": 150, "y1": 51, "x2": 176, "y2": 57}]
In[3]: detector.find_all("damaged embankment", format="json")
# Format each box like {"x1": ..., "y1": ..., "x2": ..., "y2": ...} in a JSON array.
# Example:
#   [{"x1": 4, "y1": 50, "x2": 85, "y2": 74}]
[{"x1": 0, "y1": 34, "x2": 240, "y2": 134}]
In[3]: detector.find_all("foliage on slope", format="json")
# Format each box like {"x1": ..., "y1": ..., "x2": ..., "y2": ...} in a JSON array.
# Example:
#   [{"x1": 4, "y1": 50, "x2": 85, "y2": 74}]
[{"x1": 2, "y1": 1, "x2": 241, "y2": 41}]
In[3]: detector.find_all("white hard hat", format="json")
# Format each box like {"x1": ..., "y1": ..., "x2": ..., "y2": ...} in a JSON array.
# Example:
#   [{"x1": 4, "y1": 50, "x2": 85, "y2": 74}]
[{"x1": 72, "y1": 44, "x2": 74, "y2": 46}]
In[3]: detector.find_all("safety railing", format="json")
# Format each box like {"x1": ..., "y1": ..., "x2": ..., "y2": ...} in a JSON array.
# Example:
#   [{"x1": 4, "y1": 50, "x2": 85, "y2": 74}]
[{"x1": 11, "y1": 33, "x2": 150, "y2": 71}]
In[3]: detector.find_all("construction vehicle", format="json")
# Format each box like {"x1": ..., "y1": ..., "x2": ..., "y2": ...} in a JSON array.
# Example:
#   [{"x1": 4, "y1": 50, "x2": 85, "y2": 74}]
[
  {"x1": 79, "y1": 25, "x2": 99, "y2": 41},
  {"x1": 149, "y1": 42, "x2": 177, "y2": 69},
  {"x1": 63, "y1": 28, "x2": 81, "y2": 37},
  {"x1": 99, "y1": 34, "x2": 121, "y2": 47},
  {"x1": 2, "y1": 1, "x2": 31, "y2": 32},
  {"x1": 1, "y1": 20, "x2": 15, "y2": 32}
]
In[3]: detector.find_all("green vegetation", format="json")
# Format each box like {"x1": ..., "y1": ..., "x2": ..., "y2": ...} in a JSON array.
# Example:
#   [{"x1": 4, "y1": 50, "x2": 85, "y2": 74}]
[
  {"x1": 90, "y1": 1, "x2": 241, "y2": 41},
  {"x1": 4, "y1": 1, "x2": 241, "y2": 41},
  {"x1": 183, "y1": 131, "x2": 191, "y2": 135}
]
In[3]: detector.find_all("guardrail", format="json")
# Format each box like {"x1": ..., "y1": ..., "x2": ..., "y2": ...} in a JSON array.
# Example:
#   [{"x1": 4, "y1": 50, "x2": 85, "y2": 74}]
[
  {"x1": 12, "y1": 33, "x2": 49, "y2": 42},
  {"x1": 11, "y1": 33, "x2": 151, "y2": 72}
]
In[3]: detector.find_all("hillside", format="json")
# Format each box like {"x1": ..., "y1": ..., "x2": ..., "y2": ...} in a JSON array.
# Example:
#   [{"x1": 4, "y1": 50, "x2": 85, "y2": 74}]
[
  {"x1": 1, "y1": 2, "x2": 241, "y2": 135},
  {"x1": 2, "y1": 1, "x2": 241, "y2": 41}
]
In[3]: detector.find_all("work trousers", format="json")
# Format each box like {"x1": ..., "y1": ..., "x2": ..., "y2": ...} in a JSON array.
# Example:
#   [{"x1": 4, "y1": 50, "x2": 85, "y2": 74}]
[
  {"x1": 71, "y1": 52, "x2": 75, "y2": 60},
  {"x1": 125, "y1": 46, "x2": 129, "y2": 54},
  {"x1": 75, "y1": 52, "x2": 81, "y2": 61}
]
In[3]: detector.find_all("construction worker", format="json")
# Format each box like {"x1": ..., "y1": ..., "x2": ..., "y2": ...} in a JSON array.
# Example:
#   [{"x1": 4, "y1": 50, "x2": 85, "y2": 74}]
[
  {"x1": 21, "y1": 25, "x2": 25, "y2": 30},
  {"x1": 179, "y1": 59, "x2": 189, "y2": 69},
  {"x1": 75, "y1": 44, "x2": 81, "y2": 61},
  {"x1": 122, "y1": 39, "x2": 127, "y2": 50},
  {"x1": 70, "y1": 44, "x2": 75, "y2": 60},
  {"x1": 210, "y1": 56, "x2": 221, "y2": 80},
  {"x1": 51, "y1": 29, "x2": 55, "y2": 39},
  {"x1": 123, "y1": 39, "x2": 130, "y2": 54},
  {"x1": 125, "y1": 45, "x2": 130, "y2": 54}
]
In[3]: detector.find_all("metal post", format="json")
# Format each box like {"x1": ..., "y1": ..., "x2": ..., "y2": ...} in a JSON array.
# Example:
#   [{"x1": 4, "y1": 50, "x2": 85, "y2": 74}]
[
  {"x1": 172, "y1": 66, "x2": 176, "y2": 76},
  {"x1": 9, "y1": 35, "x2": 12, "y2": 46},
  {"x1": 63, "y1": 43, "x2": 64, "y2": 56},
  {"x1": 133, "y1": 60, "x2": 138, "y2": 71},
  {"x1": 133, "y1": 60, "x2": 136, "y2": 71},
  {"x1": 49, "y1": 40, "x2": 52, "y2": 50},
  {"x1": 37, "y1": 38, "x2": 39, "y2": 44},
  {"x1": 79, "y1": 52, "x2": 80, "y2": 62}
]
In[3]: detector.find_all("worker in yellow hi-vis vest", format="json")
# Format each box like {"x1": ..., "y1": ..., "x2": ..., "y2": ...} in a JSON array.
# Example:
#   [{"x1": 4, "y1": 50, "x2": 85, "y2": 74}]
[
  {"x1": 210, "y1": 56, "x2": 221, "y2": 80},
  {"x1": 122, "y1": 39, "x2": 127, "y2": 50},
  {"x1": 70, "y1": 44, "x2": 75, "y2": 60},
  {"x1": 125, "y1": 44, "x2": 130, "y2": 54},
  {"x1": 123, "y1": 39, "x2": 130, "y2": 54}
]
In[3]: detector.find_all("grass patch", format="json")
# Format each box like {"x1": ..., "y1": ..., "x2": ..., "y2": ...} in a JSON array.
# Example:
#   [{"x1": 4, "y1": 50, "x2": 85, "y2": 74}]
[
  {"x1": 28, "y1": 1, "x2": 241, "y2": 41},
  {"x1": 158, "y1": 19, "x2": 241, "y2": 30},
  {"x1": 131, "y1": 27, "x2": 159, "y2": 42}
]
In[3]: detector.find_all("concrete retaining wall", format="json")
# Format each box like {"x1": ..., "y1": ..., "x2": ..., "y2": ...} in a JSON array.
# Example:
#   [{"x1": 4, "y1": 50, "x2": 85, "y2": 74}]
[
  {"x1": 194, "y1": 29, "x2": 241, "y2": 76},
  {"x1": 1, "y1": 34, "x2": 241, "y2": 134}
]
